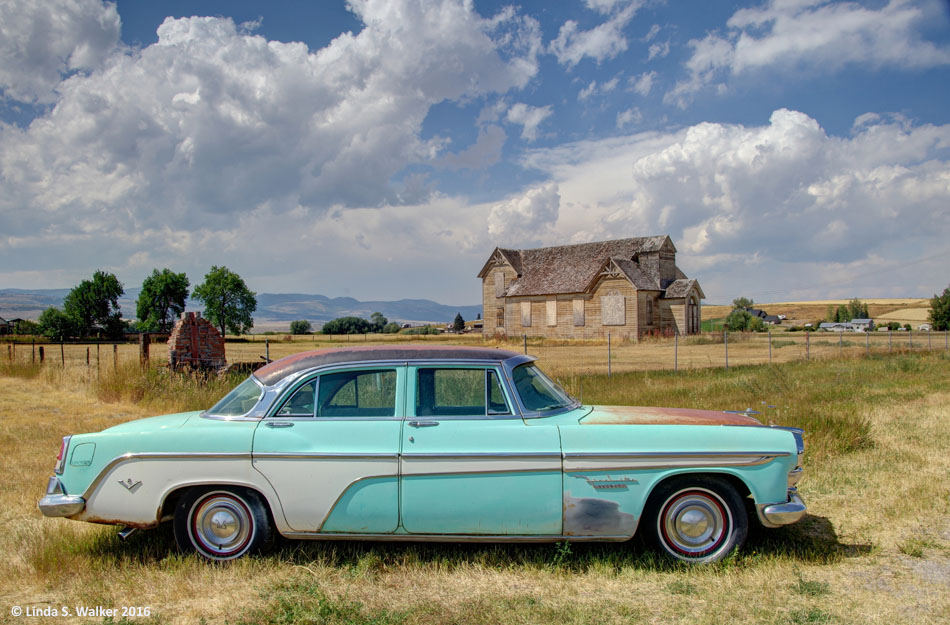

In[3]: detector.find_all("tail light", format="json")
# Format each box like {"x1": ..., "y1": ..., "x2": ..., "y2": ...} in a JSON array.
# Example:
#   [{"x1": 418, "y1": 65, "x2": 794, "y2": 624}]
[{"x1": 54, "y1": 436, "x2": 71, "y2": 475}]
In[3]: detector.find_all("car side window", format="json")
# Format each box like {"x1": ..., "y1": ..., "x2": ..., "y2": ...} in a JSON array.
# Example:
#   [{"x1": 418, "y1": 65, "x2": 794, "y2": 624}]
[
  {"x1": 317, "y1": 369, "x2": 396, "y2": 418},
  {"x1": 276, "y1": 381, "x2": 316, "y2": 417},
  {"x1": 416, "y1": 368, "x2": 511, "y2": 417}
]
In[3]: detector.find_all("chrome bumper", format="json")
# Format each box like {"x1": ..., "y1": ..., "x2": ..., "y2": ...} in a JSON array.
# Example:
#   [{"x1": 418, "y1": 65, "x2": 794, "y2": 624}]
[
  {"x1": 756, "y1": 490, "x2": 806, "y2": 528},
  {"x1": 38, "y1": 476, "x2": 85, "y2": 518}
]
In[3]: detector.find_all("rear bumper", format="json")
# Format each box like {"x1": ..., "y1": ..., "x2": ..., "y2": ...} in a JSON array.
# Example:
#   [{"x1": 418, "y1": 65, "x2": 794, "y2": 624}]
[
  {"x1": 756, "y1": 490, "x2": 806, "y2": 528},
  {"x1": 38, "y1": 476, "x2": 85, "y2": 518}
]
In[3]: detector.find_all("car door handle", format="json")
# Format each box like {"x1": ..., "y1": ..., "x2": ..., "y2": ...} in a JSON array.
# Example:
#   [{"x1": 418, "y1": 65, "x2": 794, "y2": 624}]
[
  {"x1": 408, "y1": 420, "x2": 439, "y2": 428},
  {"x1": 265, "y1": 421, "x2": 294, "y2": 428}
]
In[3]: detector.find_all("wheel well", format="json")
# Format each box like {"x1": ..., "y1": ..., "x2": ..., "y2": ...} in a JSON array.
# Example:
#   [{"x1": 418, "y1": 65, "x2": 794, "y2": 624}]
[
  {"x1": 644, "y1": 472, "x2": 752, "y2": 509},
  {"x1": 158, "y1": 484, "x2": 275, "y2": 525}
]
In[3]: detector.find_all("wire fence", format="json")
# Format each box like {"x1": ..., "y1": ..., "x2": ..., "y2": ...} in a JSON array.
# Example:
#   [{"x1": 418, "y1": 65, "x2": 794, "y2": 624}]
[{"x1": 2, "y1": 328, "x2": 948, "y2": 379}]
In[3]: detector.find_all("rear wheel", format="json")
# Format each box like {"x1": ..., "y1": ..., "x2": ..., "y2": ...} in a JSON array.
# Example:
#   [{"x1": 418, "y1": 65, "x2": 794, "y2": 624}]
[
  {"x1": 645, "y1": 476, "x2": 747, "y2": 564},
  {"x1": 174, "y1": 487, "x2": 272, "y2": 561}
]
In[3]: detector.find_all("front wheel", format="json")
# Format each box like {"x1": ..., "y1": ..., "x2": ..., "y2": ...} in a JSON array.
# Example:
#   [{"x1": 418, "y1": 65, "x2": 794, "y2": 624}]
[
  {"x1": 644, "y1": 476, "x2": 748, "y2": 564},
  {"x1": 174, "y1": 487, "x2": 272, "y2": 561}
]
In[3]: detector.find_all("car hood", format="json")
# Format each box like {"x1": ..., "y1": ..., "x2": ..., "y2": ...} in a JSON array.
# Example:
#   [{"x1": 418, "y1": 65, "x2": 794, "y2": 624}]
[
  {"x1": 579, "y1": 405, "x2": 762, "y2": 427},
  {"x1": 101, "y1": 411, "x2": 201, "y2": 434}
]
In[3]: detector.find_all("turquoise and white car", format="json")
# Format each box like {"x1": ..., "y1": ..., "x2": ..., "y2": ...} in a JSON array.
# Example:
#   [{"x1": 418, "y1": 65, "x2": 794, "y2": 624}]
[{"x1": 40, "y1": 346, "x2": 805, "y2": 563}]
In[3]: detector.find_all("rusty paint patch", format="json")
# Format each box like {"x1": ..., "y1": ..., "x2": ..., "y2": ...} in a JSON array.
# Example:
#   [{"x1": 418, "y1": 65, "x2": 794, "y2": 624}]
[
  {"x1": 580, "y1": 405, "x2": 762, "y2": 427},
  {"x1": 563, "y1": 491, "x2": 637, "y2": 537},
  {"x1": 81, "y1": 517, "x2": 158, "y2": 529}
]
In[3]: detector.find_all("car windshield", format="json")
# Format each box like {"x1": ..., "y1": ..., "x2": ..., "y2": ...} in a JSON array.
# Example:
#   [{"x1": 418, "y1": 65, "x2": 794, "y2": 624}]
[
  {"x1": 511, "y1": 364, "x2": 576, "y2": 413},
  {"x1": 206, "y1": 377, "x2": 263, "y2": 416}
]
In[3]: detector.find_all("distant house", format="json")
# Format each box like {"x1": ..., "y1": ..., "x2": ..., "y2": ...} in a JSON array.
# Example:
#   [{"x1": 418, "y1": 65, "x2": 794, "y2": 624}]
[
  {"x1": 918, "y1": 323, "x2": 932, "y2": 331},
  {"x1": 479, "y1": 236, "x2": 703, "y2": 340},
  {"x1": 850, "y1": 319, "x2": 874, "y2": 332},
  {"x1": 818, "y1": 322, "x2": 850, "y2": 332},
  {"x1": 0, "y1": 316, "x2": 8, "y2": 335},
  {"x1": 763, "y1": 315, "x2": 781, "y2": 325}
]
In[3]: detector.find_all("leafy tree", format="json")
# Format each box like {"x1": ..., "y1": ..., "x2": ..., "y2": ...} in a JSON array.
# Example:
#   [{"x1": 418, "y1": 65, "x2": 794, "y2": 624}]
[
  {"x1": 929, "y1": 285, "x2": 950, "y2": 331},
  {"x1": 13, "y1": 319, "x2": 39, "y2": 335},
  {"x1": 321, "y1": 316, "x2": 373, "y2": 335},
  {"x1": 370, "y1": 312, "x2": 387, "y2": 333},
  {"x1": 192, "y1": 266, "x2": 257, "y2": 337},
  {"x1": 37, "y1": 307, "x2": 76, "y2": 341},
  {"x1": 848, "y1": 297, "x2": 869, "y2": 320},
  {"x1": 63, "y1": 270, "x2": 124, "y2": 337},
  {"x1": 453, "y1": 312, "x2": 465, "y2": 333},
  {"x1": 290, "y1": 320, "x2": 312, "y2": 335},
  {"x1": 885, "y1": 321, "x2": 901, "y2": 331},
  {"x1": 724, "y1": 308, "x2": 753, "y2": 331},
  {"x1": 136, "y1": 268, "x2": 190, "y2": 332},
  {"x1": 382, "y1": 322, "x2": 401, "y2": 334},
  {"x1": 903, "y1": 323, "x2": 912, "y2": 332},
  {"x1": 732, "y1": 297, "x2": 754, "y2": 310}
]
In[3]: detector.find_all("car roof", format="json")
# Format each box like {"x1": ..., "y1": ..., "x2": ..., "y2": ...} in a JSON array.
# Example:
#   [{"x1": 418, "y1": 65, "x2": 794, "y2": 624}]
[{"x1": 253, "y1": 344, "x2": 524, "y2": 386}]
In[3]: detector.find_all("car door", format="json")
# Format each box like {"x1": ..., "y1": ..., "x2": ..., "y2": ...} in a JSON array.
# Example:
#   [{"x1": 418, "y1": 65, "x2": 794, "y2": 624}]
[
  {"x1": 399, "y1": 365, "x2": 563, "y2": 535},
  {"x1": 252, "y1": 365, "x2": 404, "y2": 533}
]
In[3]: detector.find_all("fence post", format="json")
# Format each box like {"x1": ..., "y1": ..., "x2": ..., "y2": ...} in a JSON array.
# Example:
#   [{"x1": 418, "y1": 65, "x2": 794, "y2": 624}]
[
  {"x1": 866, "y1": 331, "x2": 869, "y2": 356},
  {"x1": 724, "y1": 331, "x2": 729, "y2": 370},
  {"x1": 113, "y1": 344, "x2": 117, "y2": 370},
  {"x1": 96, "y1": 342, "x2": 100, "y2": 375},
  {"x1": 674, "y1": 333, "x2": 678, "y2": 373},
  {"x1": 928, "y1": 331, "x2": 932, "y2": 350},
  {"x1": 806, "y1": 331, "x2": 810, "y2": 361},
  {"x1": 523, "y1": 334, "x2": 527, "y2": 355},
  {"x1": 889, "y1": 330, "x2": 892, "y2": 352},
  {"x1": 909, "y1": 330, "x2": 913, "y2": 349},
  {"x1": 265, "y1": 338, "x2": 270, "y2": 363},
  {"x1": 607, "y1": 333, "x2": 612, "y2": 377},
  {"x1": 86, "y1": 347, "x2": 90, "y2": 367},
  {"x1": 768, "y1": 327, "x2": 772, "y2": 364},
  {"x1": 39, "y1": 346, "x2": 45, "y2": 363},
  {"x1": 6, "y1": 345, "x2": 9, "y2": 360},
  {"x1": 32, "y1": 339, "x2": 35, "y2": 363},
  {"x1": 839, "y1": 331, "x2": 843, "y2": 355},
  {"x1": 61, "y1": 342, "x2": 65, "y2": 367},
  {"x1": 139, "y1": 333, "x2": 150, "y2": 367}
]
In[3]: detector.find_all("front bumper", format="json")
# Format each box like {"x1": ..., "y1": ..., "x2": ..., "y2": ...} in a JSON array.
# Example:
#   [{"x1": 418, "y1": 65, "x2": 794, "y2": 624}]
[
  {"x1": 38, "y1": 476, "x2": 85, "y2": 518},
  {"x1": 756, "y1": 490, "x2": 806, "y2": 528}
]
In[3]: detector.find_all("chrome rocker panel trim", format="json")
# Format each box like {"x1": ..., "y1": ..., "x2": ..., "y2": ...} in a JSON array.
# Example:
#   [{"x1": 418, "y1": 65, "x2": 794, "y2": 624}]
[
  {"x1": 756, "y1": 490, "x2": 806, "y2": 528},
  {"x1": 282, "y1": 532, "x2": 631, "y2": 543}
]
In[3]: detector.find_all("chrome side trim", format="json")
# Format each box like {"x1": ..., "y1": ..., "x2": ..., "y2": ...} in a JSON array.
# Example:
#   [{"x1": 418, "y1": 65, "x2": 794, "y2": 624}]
[
  {"x1": 282, "y1": 531, "x2": 630, "y2": 543},
  {"x1": 756, "y1": 490, "x2": 806, "y2": 528},
  {"x1": 80, "y1": 452, "x2": 253, "y2": 500},
  {"x1": 563, "y1": 451, "x2": 790, "y2": 459},
  {"x1": 253, "y1": 452, "x2": 399, "y2": 460},
  {"x1": 402, "y1": 452, "x2": 563, "y2": 460}
]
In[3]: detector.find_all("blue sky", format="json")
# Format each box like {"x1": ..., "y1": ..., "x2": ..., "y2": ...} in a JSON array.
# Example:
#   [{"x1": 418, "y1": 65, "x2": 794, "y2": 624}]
[{"x1": 1, "y1": 0, "x2": 949, "y2": 306}]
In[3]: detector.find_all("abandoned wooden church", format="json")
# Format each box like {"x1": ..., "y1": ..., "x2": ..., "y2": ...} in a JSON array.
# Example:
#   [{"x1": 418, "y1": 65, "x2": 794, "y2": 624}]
[{"x1": 478, "y1": 236, "x2": 704, "y2": 340}]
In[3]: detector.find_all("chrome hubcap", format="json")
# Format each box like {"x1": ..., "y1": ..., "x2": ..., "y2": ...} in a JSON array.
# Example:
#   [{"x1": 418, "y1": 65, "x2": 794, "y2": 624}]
[
  {"x1": 661, "y1": 489, "x2": 729, "y2": 557},
  {"x1": 190, "y1": 494, "x2": 252, "y2": 557}
]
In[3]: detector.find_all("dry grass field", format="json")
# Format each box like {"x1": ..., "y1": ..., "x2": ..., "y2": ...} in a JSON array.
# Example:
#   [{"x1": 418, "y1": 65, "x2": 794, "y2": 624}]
[
  {"x1": 703, "y1": 298, "x2": 933, "y2": 327},
  {"x1": 1, "y1": 345, "x2": 949, "y2": 624}
]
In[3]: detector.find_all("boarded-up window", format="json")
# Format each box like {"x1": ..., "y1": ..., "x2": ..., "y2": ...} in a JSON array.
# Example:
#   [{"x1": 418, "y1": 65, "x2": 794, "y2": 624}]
[
  {"x1": 521, "y1": 301, "x2": 532, "y2": 327},
  {"x1": 546, "y1": 299, "x2": 557, "y2": 326},
  {"x1": 494, "y1": 272, "x2": 505, "y2": 298},
  {"x1": 601, "y1": 290, "x2": 625, "y2": 326},
  {"x1": 646, "y1": 298, "x2": 654, "y2": 325},
  {"x1": 573, "y1": 299, "x2": 585, "y2": 326},
  {"x1": 496, "y1": 307, "x2": 504, "y2": 328}
]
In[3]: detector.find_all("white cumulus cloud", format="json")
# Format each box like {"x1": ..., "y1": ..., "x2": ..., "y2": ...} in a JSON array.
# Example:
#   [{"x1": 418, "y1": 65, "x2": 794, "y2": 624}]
[
  {"x1": 0, "y1": 0, "x2": 121, "y2": 103},
  {"x1": 506, "y1": 103, "x2": 553, "y2": 141},
  {"x1": 487, "y1": 182, "x2": 560, "y2": 244},
  {"x1": 550, "y1": 1, "x2": 642, "y2": 67}
]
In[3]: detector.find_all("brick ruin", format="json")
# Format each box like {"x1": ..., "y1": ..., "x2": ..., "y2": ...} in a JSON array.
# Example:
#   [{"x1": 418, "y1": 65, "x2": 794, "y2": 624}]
[{"x1": 167, "y1": 312, "x2": 226, "y2": 370}]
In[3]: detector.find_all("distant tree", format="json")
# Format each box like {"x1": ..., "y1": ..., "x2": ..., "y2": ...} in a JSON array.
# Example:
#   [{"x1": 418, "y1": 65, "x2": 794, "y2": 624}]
[
  {"x1": 370, "y1": 312, "x2": 387, "y2": 333},
  {"x1": 136, "y1": 268, "x2": 190, "y2": 332},
  {"x1": 847, "y1": 298, "x2": 869, "y2": 320},
  {"x1": 453, "y1": 313, "x2": 465, "y2": 333},
  {"x1": 382, "y1": 322, "x2": 401, "y2": 334},
  {"x1": 929, "y1": 285, "x2": 950, "y2": 331},
  {"x1": 886, "y1": 321, "x2": 901, "y2": 331},
  {"x1": 903, "y1": 323, "x2": 912, "y2": 332},
  {"x1": 63, "y1": 270, "x2": 124, "y2": 337},
  {"x1": 724, "y1": 308, "x2": 753, "y2": 331},
  {"x1": 732, "y1": 297, "x2": 754, "y2": 310},
  {"x1": 13, "y1": 319, "x2": 39, "y2": 335},
  {"x1": 192, "y1": 266, "x2": 257, "y2": 337},
  {"x1": 403, "y1": 325, "x2": 442, "y2": 335},
  {"x1": 37, "y1": 307, "x2": 76, "y2": 341},
  {"x1": 321, "y1": 316, "x2": 373, "y2": 335},
  {"x1": 289, "y1": 320, "x2": 312, "y2": 335}
]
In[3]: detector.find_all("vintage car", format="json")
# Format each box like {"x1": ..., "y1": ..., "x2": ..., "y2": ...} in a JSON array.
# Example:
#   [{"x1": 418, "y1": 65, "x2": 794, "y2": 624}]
[{"x1": 40, "y1": 346, "x2": 805, "y2": 563}]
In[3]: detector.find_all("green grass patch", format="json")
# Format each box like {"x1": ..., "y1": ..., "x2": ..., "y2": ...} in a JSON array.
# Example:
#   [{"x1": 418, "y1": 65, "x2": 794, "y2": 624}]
[{"x1": 235, "y1": 579, "x2": 407, "y2": 625}]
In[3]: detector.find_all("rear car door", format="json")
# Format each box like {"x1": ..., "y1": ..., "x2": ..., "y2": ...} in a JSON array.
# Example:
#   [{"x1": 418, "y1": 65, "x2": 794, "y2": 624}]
[{"x1": 252, "y1": 365, "x2": 404, "y2": 533}]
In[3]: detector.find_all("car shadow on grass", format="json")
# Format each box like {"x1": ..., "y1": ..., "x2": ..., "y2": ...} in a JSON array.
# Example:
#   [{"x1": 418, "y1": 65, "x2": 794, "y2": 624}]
[{"x1": 86, "y1": 512, "x2": 869, "y2": 572}]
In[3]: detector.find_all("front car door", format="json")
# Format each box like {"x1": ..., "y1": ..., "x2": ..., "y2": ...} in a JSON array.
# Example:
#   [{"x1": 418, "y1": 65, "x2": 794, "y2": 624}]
[
  {"x1": 252, "y1": 365, "x2": 404, "y2": 533},
  {"x1": 399, "y1": 364, "x2": 562, "y2": 535}
]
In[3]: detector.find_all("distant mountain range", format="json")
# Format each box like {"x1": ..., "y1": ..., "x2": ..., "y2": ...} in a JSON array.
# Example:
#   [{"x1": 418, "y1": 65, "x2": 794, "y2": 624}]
[{"x1": 0, "y1": 288, "x2": 481, "y2": 328}]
